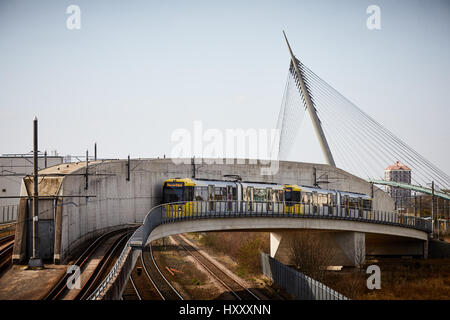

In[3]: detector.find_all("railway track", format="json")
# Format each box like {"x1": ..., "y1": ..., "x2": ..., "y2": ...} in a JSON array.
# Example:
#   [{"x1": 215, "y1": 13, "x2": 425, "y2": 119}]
[
  {"x1": 172, "y1": 234, "x2": 261, "y2": 301},
  {"x1": 77, "y1": 231, "x2": 132, "y2": 300},
  {"x1": 122, "y1": 255, "x2": 163, "y2": 300},
  {"x1": 0, "y1": 235, "x2": 14, "y2": 275},
  {"x1": 44, "y1": 228, "x2": 133, "y2": 300},
  {"x1": 138, "y1": 242, "x2": 184, "y2": 300}
]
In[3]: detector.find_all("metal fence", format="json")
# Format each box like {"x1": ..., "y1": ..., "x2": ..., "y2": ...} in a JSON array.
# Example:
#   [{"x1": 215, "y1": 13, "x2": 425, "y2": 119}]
[
  {"x1": 158, "y1": 200, "x2": 432, "y2": 234},
  {"x1": 87, "y1": 229, "x2": 142, "y2": 300},
  {"x1": 0, "y1": 205, "x2": 18, "y2": 224},
  {"x1": 261, "y1": 253, "x2": 348, "y2": 300}
]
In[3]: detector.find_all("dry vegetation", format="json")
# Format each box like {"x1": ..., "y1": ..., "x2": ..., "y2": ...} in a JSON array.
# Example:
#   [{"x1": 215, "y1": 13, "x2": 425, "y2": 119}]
[
  {"x1": 192, "y1": 231, "x2": 450, "y2": 300},
  {"x1": 363, "y1": 258, "x2": 450, "y2": 299},
  {"x1": 287, "y1": 231, "x2": 336, "y2": 282},
  {"x1": 152, "y1": 238, "x2": 228, "y2": 299},
  {"x1": 199, "y1": 232, "x2": 270, "y2": 276},
  {"x1": 319, "y1": 258, "x2": 450, "y2": 300}
]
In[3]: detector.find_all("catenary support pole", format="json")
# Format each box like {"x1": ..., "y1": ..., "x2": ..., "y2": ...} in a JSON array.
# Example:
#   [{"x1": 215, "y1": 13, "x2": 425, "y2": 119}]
[
  {"x1": 431, "y1": 181, "x2": 435, "y2": 237},
  {"x1": 28, "y1": 117, "x2": 43, "y2": 268},
  {"x1": 85, "y1": 150, "x2": 88, "y2": 190},
  {"x1": 126, "y1": 155, "x2": 130, "y2": 181}
]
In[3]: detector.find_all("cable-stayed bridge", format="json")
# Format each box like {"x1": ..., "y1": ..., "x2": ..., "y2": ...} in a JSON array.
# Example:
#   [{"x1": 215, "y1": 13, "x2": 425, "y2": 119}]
[{"x1": 276, "y1": 32, "x2": 450, "y2": 199}]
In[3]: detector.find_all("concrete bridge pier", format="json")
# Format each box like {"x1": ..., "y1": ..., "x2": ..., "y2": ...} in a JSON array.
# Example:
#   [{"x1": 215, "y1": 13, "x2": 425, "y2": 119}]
[
  {"x1": 270, "y1": 230, "x2": 366, "y2": 267},
  {"x1": 365, "y1": 234, "x2": 428, "y2": 258}
]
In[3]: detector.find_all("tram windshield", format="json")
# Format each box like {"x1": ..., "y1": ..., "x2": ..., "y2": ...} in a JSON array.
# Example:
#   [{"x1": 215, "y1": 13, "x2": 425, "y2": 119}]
[
  {"x1": 285, "y1": 188, "x2": 301, "y2": 202},
  {"x1": 163, "y1": 182, "x2": 184, "y2": 203}
]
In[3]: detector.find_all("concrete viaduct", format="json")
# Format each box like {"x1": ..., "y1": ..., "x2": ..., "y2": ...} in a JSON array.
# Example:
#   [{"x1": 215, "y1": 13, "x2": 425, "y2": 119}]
[{"x1": 12, "y1": 158, "x2": 429, "y2": 268}]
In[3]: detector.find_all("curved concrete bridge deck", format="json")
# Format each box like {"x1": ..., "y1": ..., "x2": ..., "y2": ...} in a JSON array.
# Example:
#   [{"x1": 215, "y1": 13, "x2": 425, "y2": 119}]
[
  {"x1": 89, "y1": 200, "x2": 431, "y2": 299},
  {"x1": 131, "y1": 200, "x2": 430, "y2": 247}
]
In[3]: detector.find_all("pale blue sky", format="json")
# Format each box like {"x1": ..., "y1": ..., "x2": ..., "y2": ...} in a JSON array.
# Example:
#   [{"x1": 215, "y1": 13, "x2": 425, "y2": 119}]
[{"x1": 0, "y1": 0, "x2": 449, "y2": 174}]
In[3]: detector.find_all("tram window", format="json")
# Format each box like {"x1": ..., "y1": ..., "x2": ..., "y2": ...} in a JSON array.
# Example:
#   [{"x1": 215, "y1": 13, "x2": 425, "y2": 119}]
[
  {"x1": 227, "y1": 186, "x2": 233, "y2": 201},
  {"x1": 349, "y1": 198, "x2": 358, "y2": 209},
  {"x1": 267, "y1": 188, "x2": 273, "y2": 201},
  {"x1": 254, "y1": 188, "x2": 266, "y2": 202},
  {"x1": 278, "y1": 190, "x2": 283, "y2": 202},
  {"x1": 342, "y1": 195, "x2": 348, "y2": 206},
  {"x1": 215, "y1": 187, "x2": 227, "y2": 201},
  {"x1": 246, "y1": 187, "x2": 254, "y2": 211},
  {"x1": 312, "y1": 192, "x2": 318, "y2": 205},
  {"x1": 292, "y1": 191, "x2": 301, "y2": 202},
  {"x1": 185, "y1": 187, "x2": 194, "y2": 201},
  {"x1": 348, "y1": 198, "x2": 353, "y2": 208},
  {"x1": 194, "y1": 187, "x2": 208, "y2": 201},
  {"x1": 244, "y1": 187, "x2": 254, "y2": 202},
  {"x1": 329, "y1": 194, "x2": 336, "y2": 206},
  {"x1": 163, "y1": 184, "x2": 184, "y2": 203},
  {"x1": 284, "y1": 188, "x2": 294, "y2": 202},
  {"x1": 271, "y1": 189, "x2": 277, "y2": 202},
  {"x1": 208, "y1": 185, "x2": 215, "y2": 210},
  {"x1": 208, "y1": 185, "x2": 214, "y2": 200},
  {"x1": 270, "y1": 189, "x2": 280, "y2": 202},
  {"x1": 285, "y1": 188, "x2": 292, "y2": 202},
  {"x1": 363, "y1": 199, "x2": 372, "y2": 210},
  {"x1": 231, "y1": 187, "x2": 237, "y2": 200},
  {"x1": 318, "y1": 194, "x2": 327, "y2": 205},
  {"x1": 302, "y1": 192, "x2": 311, "y2": 204},
  {"x1": 267, "y1": 188, "x2": 273, "y2": 210}
]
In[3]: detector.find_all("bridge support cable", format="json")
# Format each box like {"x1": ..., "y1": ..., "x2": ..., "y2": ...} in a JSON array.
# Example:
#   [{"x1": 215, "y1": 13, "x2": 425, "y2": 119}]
[
  {"x1": 303, "y1": 68, "x2": 434, "y2": 186},
  {"x1": 275, "y1": 70, "x2": 307, "y2": 160},
  {"x1": 301, "y1": 65, "x2": 449, "y2": 188},
  {"x1": 303, "y1": 64, "x2": 450, "y2": 189},
  {"x1": 277, "y1": 38, "x2": 450, "y2": 190}
]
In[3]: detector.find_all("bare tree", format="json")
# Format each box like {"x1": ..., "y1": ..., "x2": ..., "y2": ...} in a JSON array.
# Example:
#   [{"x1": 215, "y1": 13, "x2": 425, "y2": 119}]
[
  {"x1": 353, "y1": 236, "x2": 366, "y2": 269},
  {"x1": 287, "y1": 231, "x2": 336, "y2": 281}
]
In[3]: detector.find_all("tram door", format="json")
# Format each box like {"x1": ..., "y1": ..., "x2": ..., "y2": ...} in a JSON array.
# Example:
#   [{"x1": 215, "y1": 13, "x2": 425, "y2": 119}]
[
  {"x1": 312, "y1": 192, "x2": 318, "y2": 214},
  {"x1": 343, "y1": 195, "x2": 349, "y2": 216},
  {"x1": 267, "y1": 188, "x2": 273, "y2": 211},
  {"x1": 208, "y1": 185, "x2": 215, "y2": 211},
  {"x1": 247, "y1": 187, "x2": 254, "y2": 211},
  {"x1": 358, "y1": 198, "x2": 363, "y2": 217},
  {"x1": 227, "y1": 185, "x2": 233, "y2": 211}
]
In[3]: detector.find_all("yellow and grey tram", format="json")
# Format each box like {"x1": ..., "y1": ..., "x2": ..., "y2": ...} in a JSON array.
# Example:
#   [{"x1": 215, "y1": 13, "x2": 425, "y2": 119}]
[{"x1": 161, "y1": 178, "x2": 372, "y2": 218}]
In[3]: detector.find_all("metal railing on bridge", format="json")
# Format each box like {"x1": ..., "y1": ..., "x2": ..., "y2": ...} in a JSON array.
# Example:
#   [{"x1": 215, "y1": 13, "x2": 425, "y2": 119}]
[{"x1": 157, "y1": 200, "x2": 432, "y2": 234}]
